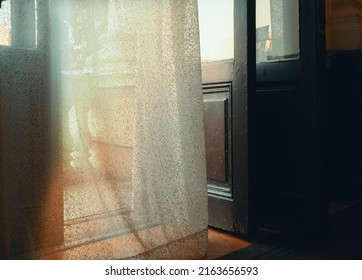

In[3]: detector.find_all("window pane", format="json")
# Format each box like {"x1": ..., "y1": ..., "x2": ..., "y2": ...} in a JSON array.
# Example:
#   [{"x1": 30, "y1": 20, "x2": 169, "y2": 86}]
[
  {"x1": 0, "y1": 0, "x2": 11, "y2": 46},
  {"x1": 256, "y1": 0, "x2": 300, "y2": 63},
  {"x1": 198, "y1": 0, "x2": 234, "y2": 62},
  {"x1": 0, "y1": 0, "x2": 38, "y2": 48}
]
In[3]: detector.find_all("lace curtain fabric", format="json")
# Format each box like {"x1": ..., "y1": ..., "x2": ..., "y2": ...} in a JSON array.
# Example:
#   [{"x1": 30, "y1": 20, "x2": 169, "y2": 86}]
[{"x1": 0, "y1": 0, "x2": 207, "y2": 259}]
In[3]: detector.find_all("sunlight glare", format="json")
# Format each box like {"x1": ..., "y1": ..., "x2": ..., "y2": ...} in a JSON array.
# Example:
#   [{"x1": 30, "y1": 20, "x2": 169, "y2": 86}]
[{"x1": 198, "y1": 0, "x2": 234, "y2": 62}]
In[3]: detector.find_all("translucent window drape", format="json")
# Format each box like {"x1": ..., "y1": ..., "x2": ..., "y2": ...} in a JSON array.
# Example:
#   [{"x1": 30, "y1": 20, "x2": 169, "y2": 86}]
[{"x1": 0, "y1": 0, "x2": 207, "y2": 259}]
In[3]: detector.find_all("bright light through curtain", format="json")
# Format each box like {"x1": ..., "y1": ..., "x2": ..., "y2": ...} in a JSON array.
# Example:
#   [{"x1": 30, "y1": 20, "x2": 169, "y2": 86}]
[{"x1": 0, "y1": 0, "x2": 207, "y2": 259}]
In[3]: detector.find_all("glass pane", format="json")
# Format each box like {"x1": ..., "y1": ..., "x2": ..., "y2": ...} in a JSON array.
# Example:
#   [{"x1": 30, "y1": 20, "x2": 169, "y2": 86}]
[
  {"x1": 256, "y1": 0, "x2": 300, "y2": 63},
  {"x1": 198, "y1": 0, "x2": 234, "y2": 62},
  {"x1": 0, "y1": 0, "x2": 38, "y2": 48},
  {"x1": 0, "y1": 0, "x2": 11, "y2": 46}
]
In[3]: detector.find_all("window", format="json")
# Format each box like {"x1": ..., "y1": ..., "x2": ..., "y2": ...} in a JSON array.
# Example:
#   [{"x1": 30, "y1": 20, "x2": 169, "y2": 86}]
[
  {"x1": 256, "y1": 0, "x2": 300, "y2": 63},
  {"x1": 0, "y1": 0, "x2": 38, "y2": 49},
  {"x1": 198, "y1": 0, "x2": 234, "y2": 62},
  {"x1": 0, "y1": 0, "x2": 11, "y2": 46}
]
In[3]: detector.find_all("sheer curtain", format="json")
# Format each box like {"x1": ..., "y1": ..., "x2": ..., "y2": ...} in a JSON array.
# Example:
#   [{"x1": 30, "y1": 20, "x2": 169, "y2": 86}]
[{"x1": 0, "y1": 0, "x2": 207, "y2": 259}]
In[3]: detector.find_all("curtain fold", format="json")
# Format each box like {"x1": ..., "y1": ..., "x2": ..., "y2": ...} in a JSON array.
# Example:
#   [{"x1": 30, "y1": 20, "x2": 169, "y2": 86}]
[{"x1": 0, "y1": 0, "x2": 207, "y2": 260}]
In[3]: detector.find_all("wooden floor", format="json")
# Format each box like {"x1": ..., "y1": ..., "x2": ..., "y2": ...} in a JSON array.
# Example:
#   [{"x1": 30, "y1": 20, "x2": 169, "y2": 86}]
[
  {"x1": 205, "y1": 228, "x2": 252, "y2": 259},
  {"x1": 204, "y1": 199, "x2": 362, "y2": 260},
  {"x1": 219, "y1": 200, "x2": 362, "y2": 260}
]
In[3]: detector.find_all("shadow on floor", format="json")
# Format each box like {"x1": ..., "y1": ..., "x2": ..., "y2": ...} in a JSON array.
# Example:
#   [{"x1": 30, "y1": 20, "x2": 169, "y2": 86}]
[{"x1": 219, "y1": 199, "x2": 362, "y2": 260}]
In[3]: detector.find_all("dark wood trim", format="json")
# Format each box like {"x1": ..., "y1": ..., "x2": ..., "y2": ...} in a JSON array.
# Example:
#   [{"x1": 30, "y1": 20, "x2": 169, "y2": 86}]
[
  {"x1": 232, "y1": 0, "x2": 256, "y2": 236},
  {"x1": 0, "y1": 87, "x2": 9, "y2": 259},
  {"x1": 256, "y1": 60, "x2": 300, "y2": 82},
  {"x1": 208, "y1": 195, "x2": 234, "y2": 232},
  {"x1": 298, "y1": 0, "x2": 328, "y2": 238}
]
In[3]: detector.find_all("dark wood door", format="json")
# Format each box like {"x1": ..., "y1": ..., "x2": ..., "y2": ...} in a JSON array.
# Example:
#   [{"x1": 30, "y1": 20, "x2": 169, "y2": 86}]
[
  {"x1": 199, "y1": 0, "x2": 255, "y2": 235},
  {"x1": 0, "y1": 1, "x2": 64, "y2": 257},
  {"x1": 251, "y1": 0, "x2": 328, "y2": 239}
]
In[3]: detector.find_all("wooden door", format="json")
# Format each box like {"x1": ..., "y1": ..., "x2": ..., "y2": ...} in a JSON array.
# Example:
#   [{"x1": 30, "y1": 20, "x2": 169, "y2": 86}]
[
  {"x1": 199, "y1": 0, "x2": 255, "y2": 235},
  {"x1": 251, "y1": 0, "x2": 328, "y2": 239},
  {"x1": 0, "y1": 0, "x2": 64, "y2": 257}
]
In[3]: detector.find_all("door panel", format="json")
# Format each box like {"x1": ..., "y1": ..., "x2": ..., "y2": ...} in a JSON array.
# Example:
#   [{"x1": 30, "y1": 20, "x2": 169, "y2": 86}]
[
  {"x1": 254, "y1": 85, "x2": 299, "y2": 194},
  {"x1": 204, "y1": 84, "x2": 231, "y2": 187},
  {"x1": 253, "y1": 84, "x2": 301, "y2": 230},
  {"x1": 203, "y1": 81, "x2": 233, "y2": 231}
]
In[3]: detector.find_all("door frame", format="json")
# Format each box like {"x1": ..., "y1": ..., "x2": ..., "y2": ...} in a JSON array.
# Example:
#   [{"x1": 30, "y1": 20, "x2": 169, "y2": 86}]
[
  {"x1": 0, "y1": 85, "x2": 8, "y2": 259},
  {"x1": 203, "y1": 0, "x2": 256, "y2": 236},
  {"x1": 233, "y1": 0, "x2": 256, "y2": 235}
]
